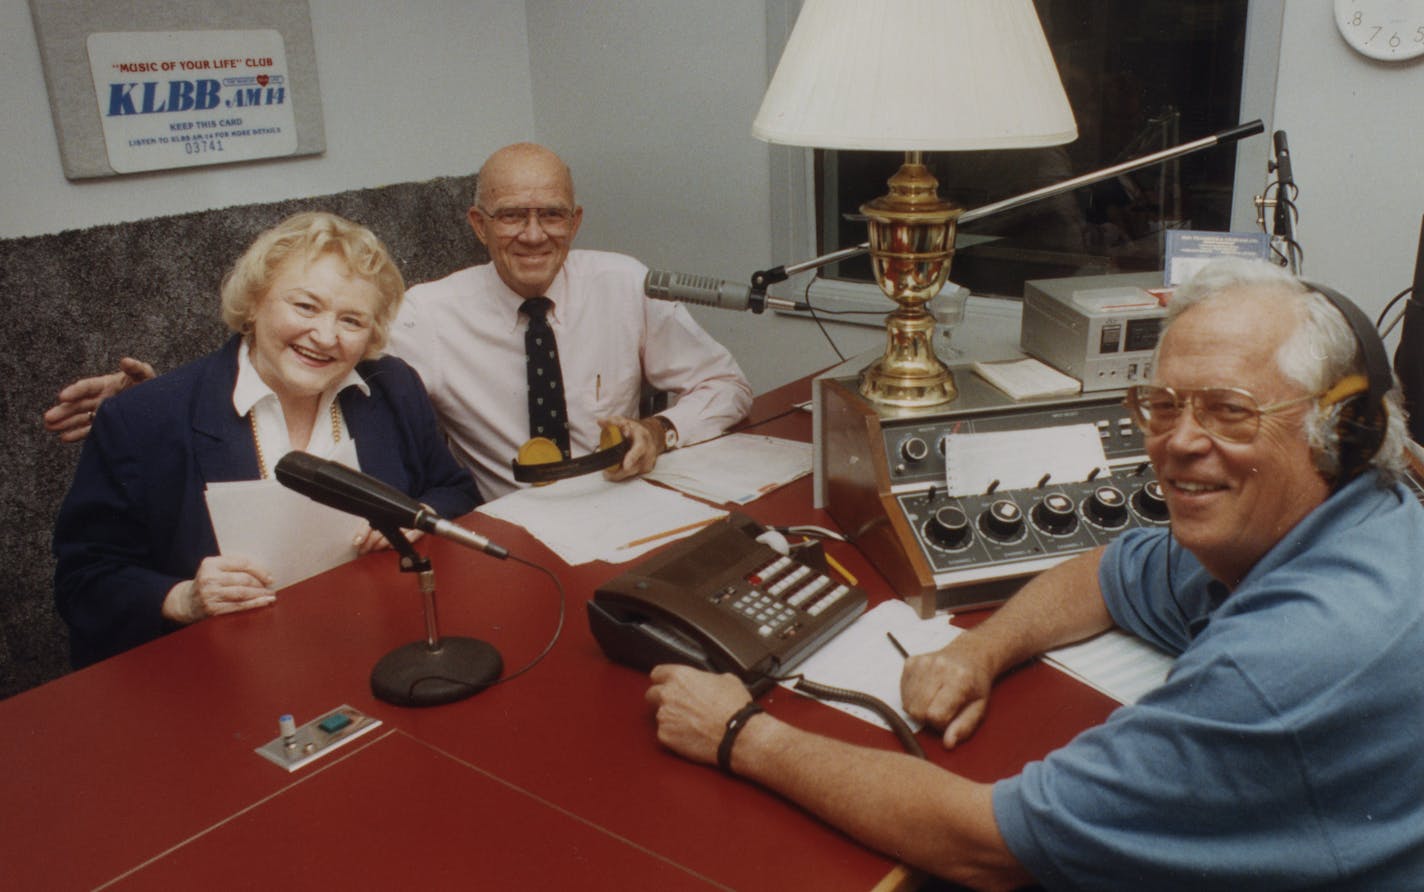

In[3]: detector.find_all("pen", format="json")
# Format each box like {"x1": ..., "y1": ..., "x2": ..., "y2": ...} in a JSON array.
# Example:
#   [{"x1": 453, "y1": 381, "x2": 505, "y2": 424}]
[
  {"x1": 886, "y1": 631, "x2": 910, "y2": 660},
  {"x1": 596, "y1": 373, "x2": 601, "y2": 401},
  {"x1": 619, "y1": 517, "x2": 719, "y2": 550},
  {"x1": 824, "y1": 552, "x2": 858, "y2": 587}
]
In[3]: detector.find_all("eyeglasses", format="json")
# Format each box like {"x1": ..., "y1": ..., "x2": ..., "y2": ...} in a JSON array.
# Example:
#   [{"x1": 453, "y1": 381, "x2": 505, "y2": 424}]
[
  {"x1": 1124, "y1": 385, "x2": 1320, "y2": 444},
  {"x1": 478, "y1": 206, "x2": 576, "y2": 233}
]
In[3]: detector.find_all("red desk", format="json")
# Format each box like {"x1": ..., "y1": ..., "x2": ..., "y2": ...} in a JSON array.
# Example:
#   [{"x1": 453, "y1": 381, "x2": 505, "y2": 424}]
[{"x1": 0, "y1": 379, "x2": 1116, "y2": 890}]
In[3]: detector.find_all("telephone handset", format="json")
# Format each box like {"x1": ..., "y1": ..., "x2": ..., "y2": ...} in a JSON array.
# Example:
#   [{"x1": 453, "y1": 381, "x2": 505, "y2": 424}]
[{"x1": 587, "y1": 513, "x2": 868, "y2": 687}]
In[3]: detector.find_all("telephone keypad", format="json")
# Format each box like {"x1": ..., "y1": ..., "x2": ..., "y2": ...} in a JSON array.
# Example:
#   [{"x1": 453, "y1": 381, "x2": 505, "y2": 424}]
[{"x1": 737, "y1": 557, "x2": 846, "y2": 637}]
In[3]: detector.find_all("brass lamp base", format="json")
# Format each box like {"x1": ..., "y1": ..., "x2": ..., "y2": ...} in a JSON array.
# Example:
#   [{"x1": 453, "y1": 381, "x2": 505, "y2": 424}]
[
  {"x1": 859, "y1": 307, "x2": 957, "y2": 406},
  {"x1": 858, "y1": 151, "x2": 961, "y2": 408}
]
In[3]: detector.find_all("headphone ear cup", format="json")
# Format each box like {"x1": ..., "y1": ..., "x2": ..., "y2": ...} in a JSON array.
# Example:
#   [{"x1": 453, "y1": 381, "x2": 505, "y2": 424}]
[
  {"x1": 1303, "y1": 282, "x2": 1391, "y2": 483},
  {"x1": 1332, "y1": 392, "x2": 1384, "y2": 480}
]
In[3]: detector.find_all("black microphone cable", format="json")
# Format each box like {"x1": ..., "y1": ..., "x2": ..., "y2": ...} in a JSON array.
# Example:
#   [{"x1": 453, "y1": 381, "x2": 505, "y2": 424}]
[{"x1": 386, "y1": 551, "x2": 567, "y2": 702}]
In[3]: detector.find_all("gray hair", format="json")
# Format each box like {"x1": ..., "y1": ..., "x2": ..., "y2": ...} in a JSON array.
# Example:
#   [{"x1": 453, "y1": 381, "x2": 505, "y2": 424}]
[{"x1": 1162, "y1": 258, "x2": 1409, "y2": 483}]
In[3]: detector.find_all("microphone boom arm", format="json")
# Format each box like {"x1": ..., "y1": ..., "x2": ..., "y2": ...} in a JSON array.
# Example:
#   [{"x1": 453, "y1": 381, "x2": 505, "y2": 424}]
[{"x1": 749, "y1": 119, "x2": 1265, "y2": 298}]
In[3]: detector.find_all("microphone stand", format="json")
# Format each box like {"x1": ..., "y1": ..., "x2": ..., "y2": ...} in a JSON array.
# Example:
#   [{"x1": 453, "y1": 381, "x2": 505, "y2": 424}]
[{"x1": 368, "y1": 524, "x2": 503, "y2": 707}]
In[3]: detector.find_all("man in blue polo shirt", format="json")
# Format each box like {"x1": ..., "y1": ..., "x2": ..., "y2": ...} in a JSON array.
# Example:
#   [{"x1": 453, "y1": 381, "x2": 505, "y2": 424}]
[{"x1": 646, "y1": 258, "x2": 1424, "y2": 890}]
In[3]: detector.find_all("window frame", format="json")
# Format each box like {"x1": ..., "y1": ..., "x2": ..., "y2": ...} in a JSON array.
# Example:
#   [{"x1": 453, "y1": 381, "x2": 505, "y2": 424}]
[{"x1": 762, "y1": 0, "x2": 1286, "y2": 325}]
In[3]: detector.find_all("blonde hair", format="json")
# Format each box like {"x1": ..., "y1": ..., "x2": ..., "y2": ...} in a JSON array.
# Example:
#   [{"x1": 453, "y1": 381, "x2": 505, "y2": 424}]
[{"x1": 220, "y1": 212, "x2": 405, "y2": 357}]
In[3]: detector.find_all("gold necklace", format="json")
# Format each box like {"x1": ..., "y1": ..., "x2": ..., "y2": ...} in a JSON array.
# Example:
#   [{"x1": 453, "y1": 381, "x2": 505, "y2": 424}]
[{"x1": 250, "y1": 400, "x2": 344, "y2": 479}]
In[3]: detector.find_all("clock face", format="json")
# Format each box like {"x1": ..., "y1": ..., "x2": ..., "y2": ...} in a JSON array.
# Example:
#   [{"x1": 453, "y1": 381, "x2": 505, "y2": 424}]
[{"x1": 1334, "y1": 0, "x2": 1424, "y2": 61}]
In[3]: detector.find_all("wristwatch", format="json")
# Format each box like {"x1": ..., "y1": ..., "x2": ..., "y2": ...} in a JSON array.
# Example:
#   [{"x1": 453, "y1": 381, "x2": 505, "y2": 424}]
[{"x1": 650, "y1": 415, "x2": 679, "y2": 451}]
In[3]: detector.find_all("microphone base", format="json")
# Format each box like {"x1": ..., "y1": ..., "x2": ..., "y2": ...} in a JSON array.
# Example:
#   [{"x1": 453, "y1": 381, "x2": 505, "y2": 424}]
[{"x1": 370, "y1": 636, "x2": 503, "y2": 707}]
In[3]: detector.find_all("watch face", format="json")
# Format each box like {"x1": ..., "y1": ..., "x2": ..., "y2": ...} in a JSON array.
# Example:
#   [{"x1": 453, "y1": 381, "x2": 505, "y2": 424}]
[{"x1": 1334, "y1": 0, "x2": 1424, "y2": 61}]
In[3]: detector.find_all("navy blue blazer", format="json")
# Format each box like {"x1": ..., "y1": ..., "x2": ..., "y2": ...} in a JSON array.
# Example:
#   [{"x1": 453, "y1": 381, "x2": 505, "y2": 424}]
[{"x1": 53, "y1": 335, "x2": 482, "y2": 668}]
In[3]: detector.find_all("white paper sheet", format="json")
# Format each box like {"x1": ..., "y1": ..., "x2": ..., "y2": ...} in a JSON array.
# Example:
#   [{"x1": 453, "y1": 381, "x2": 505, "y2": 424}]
[
  {"x1": 943, "y1": 424, "x2": 1109, "y2": 496},
  {"x1": 643, "y1": 434, "x2": 813, "y2": 505},
  {"x1": 1044, "y1": 629, "x2": 1174, "y2": 705},
  {"x1": 205, "y1": 479, "x2": 368, "y2": 589},
  {"x1": 781, "y1": 600, "x2": 962, "y2": 732},
  {"x1": 476, "y1": 475, "x2": 727, "y2": 565}
]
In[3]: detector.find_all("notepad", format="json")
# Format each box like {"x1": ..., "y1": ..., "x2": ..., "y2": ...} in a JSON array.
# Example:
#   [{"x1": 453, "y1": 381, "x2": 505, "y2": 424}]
[
  {"x1": 973, "y1": 357, "x2": 1082, "y2": 401},
  {"x1": 942, "y1": 424, "x2": 1109, "y2": 496}
]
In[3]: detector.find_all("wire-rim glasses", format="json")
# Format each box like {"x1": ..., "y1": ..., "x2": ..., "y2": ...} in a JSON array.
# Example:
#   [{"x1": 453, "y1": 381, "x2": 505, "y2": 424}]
[
  {"x1": 1124, "y1": 385, "x2": 1318, "y2": 443},
  {"x1": 478, "y1": 205, "x2": 576, "y2": 234}
]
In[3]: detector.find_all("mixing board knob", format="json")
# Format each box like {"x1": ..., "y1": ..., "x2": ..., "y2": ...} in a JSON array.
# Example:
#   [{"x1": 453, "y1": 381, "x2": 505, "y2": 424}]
[
  {"x1": 981, "y1": 499, "x2": 1025, "y2": 541},
  {"x1": 1031, "y1": 492, "x2": 1078, "y2": 534},
  {"x1": 1085, "y1": 485, "x2": 1129, "y2": 528},
  {"x1": 926, "y1": 505, "x2": 972, "y2": 550},
  {"x1": 899, "y1": 436, "x2": 930, "y2": 463},
  {"x1": 1132, "y1": 480, "x2": 1169, "y2": 522}
]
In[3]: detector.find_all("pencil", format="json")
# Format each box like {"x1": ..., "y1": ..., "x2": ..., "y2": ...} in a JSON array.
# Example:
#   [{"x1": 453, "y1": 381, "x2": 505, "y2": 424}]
[
  {"x1": 886, "y1": 631, "x2": 910, "y2": 660},
  {"x1": 619, "y1": 517, "x2": 719, "y2": 550},
  {"x1": 824, "y1": 552, "x2": 858, "y2": 586}
]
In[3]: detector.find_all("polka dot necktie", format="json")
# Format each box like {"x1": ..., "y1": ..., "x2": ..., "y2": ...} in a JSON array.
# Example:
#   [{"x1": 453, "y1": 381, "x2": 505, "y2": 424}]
[{"x1": 520, "y1": 297, "x2": 571, "y2": 459}]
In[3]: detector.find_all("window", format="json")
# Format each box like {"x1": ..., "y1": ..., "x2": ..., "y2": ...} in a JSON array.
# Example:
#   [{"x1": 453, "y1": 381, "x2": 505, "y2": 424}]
[{"x1": 812, "y1": 0, "x2": 1251, "y2": 301}]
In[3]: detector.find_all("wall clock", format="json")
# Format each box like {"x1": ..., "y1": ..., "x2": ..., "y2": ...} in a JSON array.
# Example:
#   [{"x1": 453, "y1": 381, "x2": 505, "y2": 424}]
[{"x1": 1334, "y1": 0, "x2": 1424, "y2": 61}]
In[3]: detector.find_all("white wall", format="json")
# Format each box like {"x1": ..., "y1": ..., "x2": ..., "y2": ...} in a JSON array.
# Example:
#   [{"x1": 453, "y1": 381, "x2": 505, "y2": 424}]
[
  {"x1": 1271, "y1": 0, "x2": 1424, "y2": 329},
  {"x1": 0, "y1": 0, "x2": 536, "y2": 238},
  {"x1": 524, "y1": 0, "x2": 877, "y2": 392}
]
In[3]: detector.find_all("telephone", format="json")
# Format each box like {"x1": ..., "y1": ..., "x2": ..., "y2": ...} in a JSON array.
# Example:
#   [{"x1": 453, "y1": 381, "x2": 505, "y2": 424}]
[{"x1": 587, "y1": 513, "x2": 868, "y2": 687}]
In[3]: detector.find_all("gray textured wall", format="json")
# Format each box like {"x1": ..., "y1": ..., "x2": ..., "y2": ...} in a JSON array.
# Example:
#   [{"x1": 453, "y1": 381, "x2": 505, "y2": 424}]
[{"x1": 0, "y1": 174, "x2": 487, "y2": 698}]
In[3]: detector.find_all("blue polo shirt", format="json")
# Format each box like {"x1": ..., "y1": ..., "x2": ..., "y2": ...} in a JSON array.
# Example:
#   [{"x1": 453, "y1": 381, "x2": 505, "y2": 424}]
[{"x1": 993, "y1": 471, "x2": 1424, "y2": 890}]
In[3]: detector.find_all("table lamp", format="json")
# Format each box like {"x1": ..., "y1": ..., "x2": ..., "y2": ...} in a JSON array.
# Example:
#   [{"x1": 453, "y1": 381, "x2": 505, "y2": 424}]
[{"x1": 752, "y1": 0, "x2": 1077, "y2": 407}]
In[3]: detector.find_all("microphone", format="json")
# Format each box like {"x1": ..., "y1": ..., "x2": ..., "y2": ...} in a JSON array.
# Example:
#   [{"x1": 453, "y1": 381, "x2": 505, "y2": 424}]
[
  {"x1": 274, "y1": 451, "x2": 508, "y2": 559},
  {"x1": 1271, "y1": 129, "x2": 1294, "y2": 190},
  {"x1": 1270, "y1": 130, "x2": 1295, "y2": 238},
  {"x1": 644, "y1": 269, "x2": 809, "y2": 314}
]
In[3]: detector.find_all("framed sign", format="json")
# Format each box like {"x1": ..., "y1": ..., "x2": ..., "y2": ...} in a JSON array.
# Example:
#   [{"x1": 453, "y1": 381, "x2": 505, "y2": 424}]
[{"x1": 29, "y1": 0, "x2": 325, "y2": 179}]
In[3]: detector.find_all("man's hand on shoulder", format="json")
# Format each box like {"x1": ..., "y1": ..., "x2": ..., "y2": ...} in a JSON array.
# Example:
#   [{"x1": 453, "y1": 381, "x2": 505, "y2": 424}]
[
  {"x1": 600, "y1": 415, "x2": 675, "y2": 481},
  {"x1": 43, "y1": 358, "x2": 156, "y2": 443}
]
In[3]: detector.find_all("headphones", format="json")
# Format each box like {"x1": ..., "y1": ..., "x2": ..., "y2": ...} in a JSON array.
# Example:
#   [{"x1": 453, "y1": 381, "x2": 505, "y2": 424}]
[
  {"x1": 1302, "y1": 281, "x2": 1391, "y2": 485},
  {"x1": 511, "y1": 424, "x2": 630, "y2": 484}
]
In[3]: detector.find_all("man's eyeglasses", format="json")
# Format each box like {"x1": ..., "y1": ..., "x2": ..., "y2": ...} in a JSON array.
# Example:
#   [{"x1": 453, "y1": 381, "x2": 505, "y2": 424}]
[
  {"x1": 1124, "y1": 385, "x2": 1320, "y2": 444},
  {"x1": 478, "y1": 206, "x2": 576, "y2": 233}
]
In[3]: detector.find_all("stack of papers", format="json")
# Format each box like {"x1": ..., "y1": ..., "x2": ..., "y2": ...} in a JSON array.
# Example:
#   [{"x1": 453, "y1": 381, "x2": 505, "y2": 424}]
[
  {"x1": 973, "y1": 357, "x2": 1082, "y2": 400},
  {"x1": 643, "y1": 434, "x2": 812, "y2": 505},
  {"x1": 477, "y1": 475, "x2": 726, "y2": 565}
]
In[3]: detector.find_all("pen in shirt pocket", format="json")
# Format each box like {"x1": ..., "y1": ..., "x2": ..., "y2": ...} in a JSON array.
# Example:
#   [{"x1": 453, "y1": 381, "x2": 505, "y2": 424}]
[{"x1": 596, "y1": 373, "x2": 601, "y2": 401}]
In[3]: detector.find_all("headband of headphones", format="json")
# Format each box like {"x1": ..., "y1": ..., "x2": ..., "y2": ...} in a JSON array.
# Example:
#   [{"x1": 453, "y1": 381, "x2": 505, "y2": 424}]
[{"x1": 512, "y1": 425, "x2": 630, "y2": 484}]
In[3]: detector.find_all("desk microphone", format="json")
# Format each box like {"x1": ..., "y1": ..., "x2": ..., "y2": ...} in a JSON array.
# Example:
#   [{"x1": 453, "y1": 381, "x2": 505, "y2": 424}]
[
  {"x1": 277, "y1": 451, "x2": 506, "y2": 707},
  {"x1": 274, "y1": 451, "x2": 507, "y2": 558},
  {"x1": 644, "y1": 269, "x2": 809, "y2": 314}
]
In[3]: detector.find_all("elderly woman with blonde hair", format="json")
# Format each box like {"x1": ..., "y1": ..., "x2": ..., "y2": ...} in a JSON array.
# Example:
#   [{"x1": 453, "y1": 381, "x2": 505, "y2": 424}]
[{"x1": 54, "y1": 212, "x2": 481, "y2": 668}]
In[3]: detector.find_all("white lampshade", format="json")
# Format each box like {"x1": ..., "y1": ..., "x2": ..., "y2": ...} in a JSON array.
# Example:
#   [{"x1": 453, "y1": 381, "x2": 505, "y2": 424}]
[{"x1": 753, "y1": 0, "x2": 1077, "y2": 151}]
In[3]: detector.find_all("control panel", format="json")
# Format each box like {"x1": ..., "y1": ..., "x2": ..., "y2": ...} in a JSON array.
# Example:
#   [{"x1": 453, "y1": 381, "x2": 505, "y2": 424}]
[
  {"x1": 875, "y1": 390, "x2": 1166, "y2": 606},
  {"x1": 816, "y1": 372, "x2": 1165, "y2": 616}
]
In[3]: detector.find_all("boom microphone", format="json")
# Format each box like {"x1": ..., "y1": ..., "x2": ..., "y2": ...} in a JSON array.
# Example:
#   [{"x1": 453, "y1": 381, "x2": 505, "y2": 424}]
[
  {"x1": 274, "y1": 451, "x2": 508, "y2": 558},
  {"x1": 644, "y1": 269, "x2": 809, "y2": 314}
]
